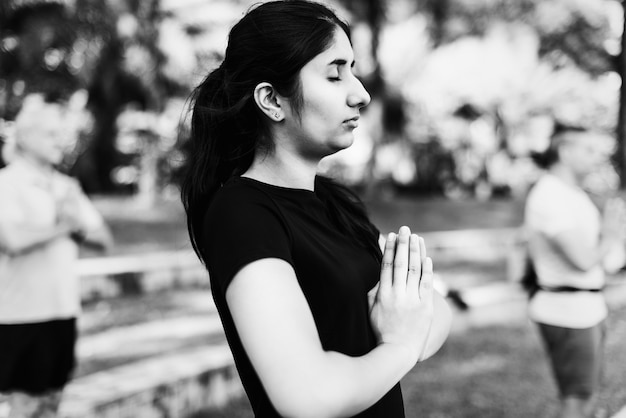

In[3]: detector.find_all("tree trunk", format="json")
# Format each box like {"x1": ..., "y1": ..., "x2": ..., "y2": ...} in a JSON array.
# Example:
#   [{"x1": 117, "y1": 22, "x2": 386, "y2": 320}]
[{"x1": 618, "y1": 0, "x2": 626, "y2": 189}]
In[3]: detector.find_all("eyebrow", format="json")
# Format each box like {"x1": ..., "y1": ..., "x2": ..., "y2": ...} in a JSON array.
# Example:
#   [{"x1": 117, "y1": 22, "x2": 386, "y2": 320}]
[{"x1": 328, "y1": 58, "x2": 356, "y2": 68}]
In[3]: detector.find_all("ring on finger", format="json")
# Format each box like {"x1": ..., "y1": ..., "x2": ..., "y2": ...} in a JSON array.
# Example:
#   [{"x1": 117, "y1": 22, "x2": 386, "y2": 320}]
[{"x1": 382, "y1": 262, "x2": 393, "y2": 269}]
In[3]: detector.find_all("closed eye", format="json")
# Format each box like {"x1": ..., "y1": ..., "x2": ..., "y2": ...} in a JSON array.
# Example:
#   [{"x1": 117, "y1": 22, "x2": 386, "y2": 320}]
[{"x1": 327, "y1": 58, "x2": 356, "y2": 82}]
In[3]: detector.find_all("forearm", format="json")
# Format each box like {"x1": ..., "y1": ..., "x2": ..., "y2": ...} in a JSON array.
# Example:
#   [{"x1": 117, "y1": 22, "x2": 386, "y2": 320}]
[
  {"x1": 271, "y1": 343, "x2": 415, "y2": 418},
  {"x1": 322, "y1": 343, "x2": 415, "y2": 417},
  {"x1": 575, "y1": 237, "x2": 619, "y2": 271},
  {"x1": 0, "y1": 223, "x2": 72, "y2": 255}
]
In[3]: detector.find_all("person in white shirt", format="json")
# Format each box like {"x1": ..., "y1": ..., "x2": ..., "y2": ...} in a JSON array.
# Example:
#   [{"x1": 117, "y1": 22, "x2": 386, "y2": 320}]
[
  {"x1": 524, "y1": 125, "x2": 626, "y2": 418},
  {"x1": 0, "y1": 94, "x2": 112, "y2": 418}
]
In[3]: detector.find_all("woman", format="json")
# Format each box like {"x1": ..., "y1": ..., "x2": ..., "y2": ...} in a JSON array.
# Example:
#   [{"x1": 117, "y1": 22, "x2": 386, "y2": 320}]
[
  {"x1": 181, "y1": 2, "x2": 451, "y2": 417},
  {"x1": 525, "y1": 125, "x2": 625, "y2": 418}
]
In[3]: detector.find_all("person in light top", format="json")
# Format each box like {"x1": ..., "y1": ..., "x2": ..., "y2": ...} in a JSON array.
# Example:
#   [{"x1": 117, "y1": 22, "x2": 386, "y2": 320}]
[
  {"x1": 0, "y1": 94, "x2": 112, "y2": 418},
  {"x1": 525, "y1": 124, "x2": 626, "y2": 418}
]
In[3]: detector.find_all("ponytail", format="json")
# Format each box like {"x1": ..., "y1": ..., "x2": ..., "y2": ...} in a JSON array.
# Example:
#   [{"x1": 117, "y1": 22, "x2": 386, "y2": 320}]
[{"x1": 180, "y1": 65, "x2": 264, "y2": 261}]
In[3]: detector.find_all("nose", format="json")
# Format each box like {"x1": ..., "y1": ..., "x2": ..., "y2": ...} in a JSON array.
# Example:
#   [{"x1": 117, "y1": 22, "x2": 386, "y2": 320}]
[{"x1": 348, "y1": 76, "x2": 371, "y2": 109}]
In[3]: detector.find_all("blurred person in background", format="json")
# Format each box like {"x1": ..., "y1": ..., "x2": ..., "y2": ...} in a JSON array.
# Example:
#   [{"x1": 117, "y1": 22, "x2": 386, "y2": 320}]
[
  {"x1": 181, "y1": 1, "x2": 451, "y2": 417},
  {"x1": 524, "y1": 124, "x2": 626, "y2": 418},
  {"x1": 0, "y1": 94, "x2": 112, "y2": 418}
]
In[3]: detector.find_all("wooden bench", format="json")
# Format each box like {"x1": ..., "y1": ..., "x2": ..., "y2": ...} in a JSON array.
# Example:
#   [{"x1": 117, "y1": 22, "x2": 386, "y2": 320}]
[{"x1": 77, "y1": 250, "x2": 207, "y2": 301}]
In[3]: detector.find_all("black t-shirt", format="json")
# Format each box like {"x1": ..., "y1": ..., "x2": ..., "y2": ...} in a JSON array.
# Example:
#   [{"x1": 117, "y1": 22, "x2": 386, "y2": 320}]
[{"x1": 202, "y1": 176, "x2": 405, "y2": 417}]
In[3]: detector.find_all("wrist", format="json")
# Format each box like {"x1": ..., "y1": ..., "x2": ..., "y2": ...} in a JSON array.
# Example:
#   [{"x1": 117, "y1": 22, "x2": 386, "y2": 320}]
[{"x1": 378, "y1": 340, "x2": 418, "y2": 367}]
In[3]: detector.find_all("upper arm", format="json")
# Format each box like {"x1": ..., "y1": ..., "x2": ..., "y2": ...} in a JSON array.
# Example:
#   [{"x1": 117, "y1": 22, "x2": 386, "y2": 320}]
[
  {"x1": 0, "y1": 185, "x2": 23, "y2": 252},
  {"x1": 226, "y1": 258, "x2": 326, "y2": 413}
]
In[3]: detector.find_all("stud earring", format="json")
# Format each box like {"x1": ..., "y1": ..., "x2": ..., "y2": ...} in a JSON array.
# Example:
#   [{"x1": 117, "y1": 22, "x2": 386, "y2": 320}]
[{"x1": 273, "y1": 111, "x2": 281, "y2": 119}]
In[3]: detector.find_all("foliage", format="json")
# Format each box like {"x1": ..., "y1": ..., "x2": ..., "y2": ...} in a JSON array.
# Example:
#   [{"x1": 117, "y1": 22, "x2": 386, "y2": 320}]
[
  {"x1": 365, "y1": 0, "x2": 623, "y2": 198},
  {"x1": 0, "y1": 0, "x2": 623, "y2": 200}
]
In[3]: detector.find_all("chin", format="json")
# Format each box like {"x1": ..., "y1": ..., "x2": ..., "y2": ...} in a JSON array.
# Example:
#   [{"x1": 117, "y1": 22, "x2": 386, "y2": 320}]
[
  {"x1": 47, "y1": 155, "x2": 65, "y2": 166},
  {"x1": 331, "y1": 135, "x2": 355, "y2": 152}
]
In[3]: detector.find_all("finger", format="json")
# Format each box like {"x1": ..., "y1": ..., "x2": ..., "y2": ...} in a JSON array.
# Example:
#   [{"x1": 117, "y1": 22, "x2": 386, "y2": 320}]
[
  {"x1": 379, "y1": 232, "x2": 396, "y2": 291},
  {"x1": 419, "y1": 257, "x2": 434, "y2": 302},
  {"x1": 393, "y1": 226, "x2": 411, "y2": 289},
  {"x1": 407, "y1": 234, "x2": 421, "y2": 294},
  {"x1": 419, "y1": 237, "x2": 426, "y2": 263}
]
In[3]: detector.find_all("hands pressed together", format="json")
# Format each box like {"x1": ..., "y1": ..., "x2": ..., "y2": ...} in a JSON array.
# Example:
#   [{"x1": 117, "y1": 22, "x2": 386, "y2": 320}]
[
  {"x1": 602, "y1": 197, "x2": 626, "y2": 243},
  {"x1": 56, "y1": 181, "x2": 87, "y2": 238},
  {"x1": 368, "y1": 225, "x2": 444, "y2": 365}
]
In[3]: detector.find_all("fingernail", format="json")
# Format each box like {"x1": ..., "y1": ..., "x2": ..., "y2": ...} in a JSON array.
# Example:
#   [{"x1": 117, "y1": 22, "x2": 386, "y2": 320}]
[
  {"x1": 399, "y1": 226, "x2": 410, "y2": 235},
  {"x1": 387, "y1": 232, "x2": 396, "y2": 241}
]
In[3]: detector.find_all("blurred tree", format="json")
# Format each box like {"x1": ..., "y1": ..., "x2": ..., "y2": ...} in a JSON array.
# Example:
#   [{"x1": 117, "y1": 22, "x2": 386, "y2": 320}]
[
  {"x1": 78, "y1": 0, "x2": 167, "y2": 199},
  {"x1": 416, "y1": 0, "x2": 616, "y2": 75},
  {"x1": 4, "y1": 0, "x2": 619, "y2": 197},
  {"x1": 397, "y1": 0, "x2": 620, "y2": 196},
  {"x1": 337, "y1": 0, "x2": 421, "y2": 198},
  {"x1": 0, "y1": 0, "x2": 192, "y2": 202},
  {"x1": 617, "y1": 0, "x2": 626, "y2": 187},
  {"x1": 0, "y1": 1, "x2": 78, "y2": 118}
]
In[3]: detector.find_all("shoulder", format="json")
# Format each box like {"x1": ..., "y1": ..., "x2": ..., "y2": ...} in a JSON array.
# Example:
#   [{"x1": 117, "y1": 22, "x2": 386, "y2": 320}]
[
  {"x1": 208, "y1": 178, "x2": 282, "y2": 220},
  {"x1": 0, "y1": 165, "x2": 22, "y2": 195},
  {"x1": 53, "y1": 171, "x2": 81, "y2": 190},
  {"x1": 527, "y1": 175, "x2": 572, "y2": 209},
  {"x1": 204, "y1": 178, "x2": 290, "y2": 240},
  {"x1": 0, "y1": 164, "x2": 18, "y2": 183}
]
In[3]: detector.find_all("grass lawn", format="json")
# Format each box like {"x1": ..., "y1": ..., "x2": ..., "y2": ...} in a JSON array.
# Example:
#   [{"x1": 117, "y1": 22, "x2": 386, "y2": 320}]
[
  {"x1": 364, "y1": 194, "x2": 525, "y2": 234},
  {"x1": 90, "y1": 193, "x2": 525, "y2": 254},
  {"x1": 191, "y1": 304, "x2": 626, "y2": 418}
]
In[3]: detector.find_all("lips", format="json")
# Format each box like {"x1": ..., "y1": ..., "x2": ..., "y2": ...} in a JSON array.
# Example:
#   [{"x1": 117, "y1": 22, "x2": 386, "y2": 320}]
[{"x1": 343, "y1": 116, "x2": 360, "y2": 128}]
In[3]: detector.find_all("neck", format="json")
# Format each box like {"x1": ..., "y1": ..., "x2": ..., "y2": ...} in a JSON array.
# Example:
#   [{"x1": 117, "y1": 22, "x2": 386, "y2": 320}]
[
  {"x1": 243, "y1": 146, "x2": 320, "y2": 191},
  {"x1": 15, "y1": 151, "x2": 55, "y2": 175},
  {"x1": 549, "y1": 164, "x2": 581, "y2": 188}
]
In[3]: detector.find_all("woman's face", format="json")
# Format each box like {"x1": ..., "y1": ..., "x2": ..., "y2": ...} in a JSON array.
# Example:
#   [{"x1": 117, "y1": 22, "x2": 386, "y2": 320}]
[
  {"x1": 560, "y1": 132, "x2": 604, "y2": 178},
  {"x1": 279, "y1": 28, "x2": 371, "y2": 160}
]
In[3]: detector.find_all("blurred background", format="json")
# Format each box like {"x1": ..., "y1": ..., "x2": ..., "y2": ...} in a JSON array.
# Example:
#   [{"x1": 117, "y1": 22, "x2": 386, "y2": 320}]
[
  {"x1": 1, "y1": 1, "x2": 626, "y2": 417},
  {"x1": 1, "y1": 0, "x2": 624, "y2": 203}
]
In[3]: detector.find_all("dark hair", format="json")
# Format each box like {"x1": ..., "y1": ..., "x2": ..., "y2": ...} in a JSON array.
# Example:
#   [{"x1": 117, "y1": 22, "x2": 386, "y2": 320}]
[
  {"x1": 530, "y1": 123, "x2": 587, "y2": 169},
  {"x1": 181, "y1": 1, "x2": 381, "y2": 263}
]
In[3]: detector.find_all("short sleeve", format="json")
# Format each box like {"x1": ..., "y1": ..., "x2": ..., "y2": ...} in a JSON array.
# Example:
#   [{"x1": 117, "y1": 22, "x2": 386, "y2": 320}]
[
  {"x1": 525, "y1": 180, "x2": 578, "y2": 237},
  {"x1": 202, "y1": 187, "x2": 292, "y2": 295},
  {"x1": 528, "y1": 199, "x2": 577, "y2": 237},
  {"x1": 0, "y1": 173, "x2": 21, "y2": 224}
]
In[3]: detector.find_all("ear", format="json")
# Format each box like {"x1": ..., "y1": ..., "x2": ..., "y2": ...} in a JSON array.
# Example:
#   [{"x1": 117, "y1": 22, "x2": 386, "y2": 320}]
[{"x1": 253, "y1": 82, "x2": 284, "y2": 121}]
